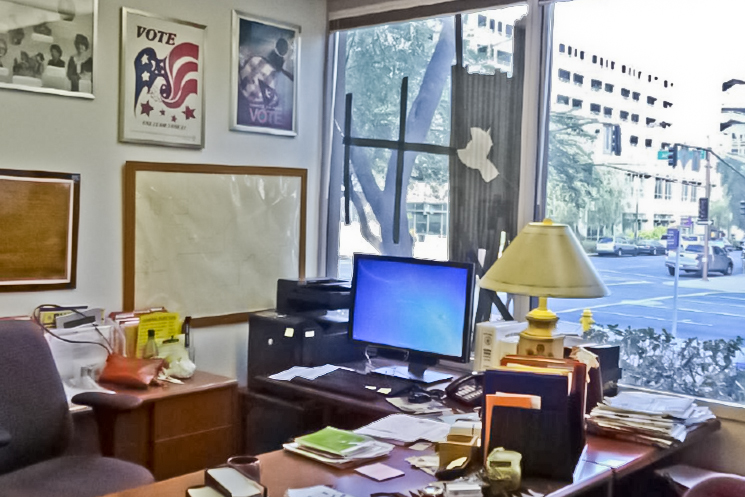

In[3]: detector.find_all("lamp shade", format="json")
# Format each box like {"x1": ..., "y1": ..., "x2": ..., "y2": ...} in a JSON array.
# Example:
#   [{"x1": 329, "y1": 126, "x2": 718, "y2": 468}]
[{"x1": 480, "y1": 220, "x2": 609, "y2": 298}]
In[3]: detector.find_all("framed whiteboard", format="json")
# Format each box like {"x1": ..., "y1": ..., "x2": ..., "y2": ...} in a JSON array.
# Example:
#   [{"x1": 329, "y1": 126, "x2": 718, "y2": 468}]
[{"x1": 124, "y1": 162, "x2": 306, "y2": 327}]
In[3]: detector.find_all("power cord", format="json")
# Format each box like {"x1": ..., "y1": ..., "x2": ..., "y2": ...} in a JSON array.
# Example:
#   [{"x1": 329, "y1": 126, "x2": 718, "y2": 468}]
[{"x1": 32, "y1": 304, "x2": 112, "y2": 355}]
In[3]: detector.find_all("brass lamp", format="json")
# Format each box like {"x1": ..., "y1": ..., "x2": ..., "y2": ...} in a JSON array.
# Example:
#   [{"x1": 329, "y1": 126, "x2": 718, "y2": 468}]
[{"x1": 479, "y1": 219, "x2": 609, "y2": 358}]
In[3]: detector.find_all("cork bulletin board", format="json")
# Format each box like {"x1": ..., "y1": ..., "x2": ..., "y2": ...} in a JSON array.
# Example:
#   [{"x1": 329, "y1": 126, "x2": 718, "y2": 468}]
[
  {"x1": 123, "y1": 162, "x2": 306, "y2": 327},
  {"x1": 0, "y1": 169, "x2": 80, "y2": 291}
]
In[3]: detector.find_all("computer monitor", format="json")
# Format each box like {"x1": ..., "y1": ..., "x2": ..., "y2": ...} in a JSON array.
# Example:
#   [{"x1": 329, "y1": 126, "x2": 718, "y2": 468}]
[{"x1": 348, "y1": 254, "x2": 475, "y2": 383}]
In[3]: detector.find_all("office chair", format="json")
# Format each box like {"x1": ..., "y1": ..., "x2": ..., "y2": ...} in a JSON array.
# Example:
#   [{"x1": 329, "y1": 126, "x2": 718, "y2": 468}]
[
  {"x1": 0, "y1": 320, "x2": 154, "y2": 497},
  {"x1": 684, "y1": 476, "x2": 745, "y2": 497}
]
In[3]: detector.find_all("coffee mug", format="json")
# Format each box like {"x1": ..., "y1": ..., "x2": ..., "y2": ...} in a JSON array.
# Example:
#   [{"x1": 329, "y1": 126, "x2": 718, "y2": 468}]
[{"x1": 227, "y1": 455, "x2": 261, "y2": 483}]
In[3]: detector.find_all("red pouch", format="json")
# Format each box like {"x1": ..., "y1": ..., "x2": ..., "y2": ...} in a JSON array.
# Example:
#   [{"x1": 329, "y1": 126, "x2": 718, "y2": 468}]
[{"x1": 98, "y1": 353, "x2": 164, "y2": 389}]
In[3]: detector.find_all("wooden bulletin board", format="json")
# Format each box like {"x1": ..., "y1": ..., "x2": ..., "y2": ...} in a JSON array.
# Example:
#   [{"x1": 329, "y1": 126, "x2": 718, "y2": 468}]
[
  {"x1": 123, "y1": 162, "x2": 306, "y2": 327},
  {"x1": 0, "y1": 169, "x2": 80, "y2": 292}
]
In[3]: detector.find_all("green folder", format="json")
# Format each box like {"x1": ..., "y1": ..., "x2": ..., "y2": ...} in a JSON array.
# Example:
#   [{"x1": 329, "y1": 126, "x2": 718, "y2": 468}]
[{"x1": 295, "y1": 427, "x2": 371, "y2": 457}]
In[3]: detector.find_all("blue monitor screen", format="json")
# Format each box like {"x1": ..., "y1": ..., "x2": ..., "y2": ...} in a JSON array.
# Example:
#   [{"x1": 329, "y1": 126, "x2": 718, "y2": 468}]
[{"x1": 349, "y1": 255, "x2": 474, "y2": 362}]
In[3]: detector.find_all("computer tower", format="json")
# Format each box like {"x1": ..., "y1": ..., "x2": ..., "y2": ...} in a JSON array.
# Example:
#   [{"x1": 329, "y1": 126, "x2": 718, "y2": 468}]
[
  {"x1": 247, "y1": 309, "x2": 364, "y2": 385},
  {"x1": 247, "y1": 310, "x2": 317, "y2": 383}
]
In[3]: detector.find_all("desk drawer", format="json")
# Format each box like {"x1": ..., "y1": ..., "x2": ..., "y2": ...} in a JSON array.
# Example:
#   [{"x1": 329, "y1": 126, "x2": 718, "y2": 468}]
[
  {"x1": 152, "y1": 426, "x2": 234, "y2": 480},
  {"x1": 153, "y1": 386, "x2": 234, "y2": 441}
]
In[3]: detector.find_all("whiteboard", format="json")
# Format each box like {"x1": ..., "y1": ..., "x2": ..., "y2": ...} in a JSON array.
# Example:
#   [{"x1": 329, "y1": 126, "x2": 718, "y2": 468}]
[{"x1": 124, "y1": 162, "x2": 306, "y2": 327}]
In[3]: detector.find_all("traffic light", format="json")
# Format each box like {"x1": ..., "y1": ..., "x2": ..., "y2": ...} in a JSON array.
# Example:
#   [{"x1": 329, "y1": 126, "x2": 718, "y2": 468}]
[
  {"x1": 611, "y1": 125, "x2": 622, "y2": 156},
  {"x1": 667, "y1": 145, "x2": 678, "y2": 167},
  {"x1": 740, "y1": 200, "x2": 745, "y2": 216}
]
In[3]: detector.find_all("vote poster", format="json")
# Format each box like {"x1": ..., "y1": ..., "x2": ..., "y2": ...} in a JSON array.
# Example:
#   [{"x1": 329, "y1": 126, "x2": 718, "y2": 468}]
[
  {"x1": 119, "y1": 8, "x2": 205, "y2": 148},
  {"x1": 230, "y1": 11, "x2": 299, "y2": 136}
]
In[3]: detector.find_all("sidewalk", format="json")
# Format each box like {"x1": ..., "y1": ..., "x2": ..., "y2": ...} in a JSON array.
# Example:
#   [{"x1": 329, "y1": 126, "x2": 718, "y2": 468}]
[{"x1": 663, "y1": 273, "x2": 745, "y2": 292}]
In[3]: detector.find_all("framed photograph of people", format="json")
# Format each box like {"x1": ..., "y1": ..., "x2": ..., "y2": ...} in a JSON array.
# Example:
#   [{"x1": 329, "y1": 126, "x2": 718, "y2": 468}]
[
  {"x1": 0, "y1": 0, "x2": 97, "y2": 98},
  {"x1": 230, "y1": 11, "x2": 299, "y2": 136},
  {"x1": 119, "y1": 8, "x2": 206, "y2": 148}
]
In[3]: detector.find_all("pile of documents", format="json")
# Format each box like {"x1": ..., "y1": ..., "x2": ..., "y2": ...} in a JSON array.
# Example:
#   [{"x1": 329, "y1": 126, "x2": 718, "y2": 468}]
[
  {"x1": 355, "y1": 414, "x2": 450, "y2": 443},
  {"x1": 283, "y1": 427, "x2": 394, "y2": 468},
  {"x1": 587, "y1": 391, "x2": 715, "y2": 448}
]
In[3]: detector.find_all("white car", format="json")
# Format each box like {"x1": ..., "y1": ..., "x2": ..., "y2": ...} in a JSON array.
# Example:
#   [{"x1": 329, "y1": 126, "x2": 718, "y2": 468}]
[
  {"x1": 596, "y1": 237, "x2": 637, "y2": 256},
  {"x1": 665, "y1": 244, "x2": 734, "y2": 276}
]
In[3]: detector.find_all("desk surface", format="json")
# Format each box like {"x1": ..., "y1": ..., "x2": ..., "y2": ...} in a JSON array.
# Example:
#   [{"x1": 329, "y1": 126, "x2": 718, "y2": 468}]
[
  {"x1": 103, "y1": 420, "x2": 720, "y2": 497},
  {"x1": 101, "y1": 370, "x2": 237, "y2": 401}
]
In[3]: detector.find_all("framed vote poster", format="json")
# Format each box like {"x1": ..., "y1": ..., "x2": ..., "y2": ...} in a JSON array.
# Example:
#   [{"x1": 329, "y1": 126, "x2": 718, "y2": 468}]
[
  {"x1": 230, "y1": 11, "x2": 299, "y2": 136},
  {"x1": 119, "y1": 8, "x2": 205, "y2": 148}
]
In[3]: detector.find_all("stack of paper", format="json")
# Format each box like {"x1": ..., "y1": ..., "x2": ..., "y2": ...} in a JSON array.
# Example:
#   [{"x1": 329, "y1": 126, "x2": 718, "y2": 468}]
[
  {"x1": 283, "y1": 427, "x2": 394, "y2": 468},
  {"x1": 355, "y1": 414, "x2": 450, "y2": 443},
  {"x1": 269, "y1": 364, "x2": 341, "y2": 381},
  {"x1": 587, "y1": 391, "x2": 715, "y2": 448}
]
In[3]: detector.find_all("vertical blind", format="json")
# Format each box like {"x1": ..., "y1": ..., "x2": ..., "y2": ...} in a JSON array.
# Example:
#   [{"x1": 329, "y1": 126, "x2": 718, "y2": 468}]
[{"x1": 328, "y1": 0, "x2": 531, "y2": 30}]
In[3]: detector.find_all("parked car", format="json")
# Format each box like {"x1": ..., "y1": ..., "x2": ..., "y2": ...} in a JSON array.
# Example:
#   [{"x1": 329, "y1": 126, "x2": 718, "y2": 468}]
[
  {"x1": 596, "y1": 237, "x2": 637, "y2": 256},
  {"x1": 665, "y1": 244, "x2": 734, "y2": 276},
  {"x1": 635, "y1": 239, "x2": 666, "y2": 256}
]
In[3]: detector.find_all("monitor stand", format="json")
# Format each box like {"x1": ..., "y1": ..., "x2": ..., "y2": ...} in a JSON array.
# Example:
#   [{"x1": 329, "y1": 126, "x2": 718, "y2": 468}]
[{"x1": 372, "y1": 355, "x2": 453, "y2": 384}]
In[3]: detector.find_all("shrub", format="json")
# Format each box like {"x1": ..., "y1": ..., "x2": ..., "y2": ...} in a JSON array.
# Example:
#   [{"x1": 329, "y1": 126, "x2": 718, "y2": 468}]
[{"x1": 584, "y1": 324, "x2": 745, "y2": 403}]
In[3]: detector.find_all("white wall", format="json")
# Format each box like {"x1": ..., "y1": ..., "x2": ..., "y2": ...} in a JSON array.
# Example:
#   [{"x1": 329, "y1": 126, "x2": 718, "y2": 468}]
[{"x1": 0, "y1": 0, "x2": 327, "y2": 384}]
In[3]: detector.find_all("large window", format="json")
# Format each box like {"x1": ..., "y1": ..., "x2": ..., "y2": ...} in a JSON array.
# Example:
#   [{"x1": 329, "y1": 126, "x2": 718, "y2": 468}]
[
  {"x1": 545, "y1": 0, "x2": 745, "y2": 405},
  {"x1": 327, "y1": 5, "x2": 528, "y2": 289}
]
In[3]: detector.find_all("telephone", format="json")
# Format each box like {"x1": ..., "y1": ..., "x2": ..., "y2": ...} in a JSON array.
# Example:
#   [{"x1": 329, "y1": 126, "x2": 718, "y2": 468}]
[{"x1": 445, "y1": 372, "x2": 484, "y2": 407}]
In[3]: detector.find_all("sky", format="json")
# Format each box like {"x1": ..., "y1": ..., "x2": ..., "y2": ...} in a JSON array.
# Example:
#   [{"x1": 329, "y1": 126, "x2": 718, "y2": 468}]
[{"x1": 554, "y1": 0, "x2": 745, "y2": 147}]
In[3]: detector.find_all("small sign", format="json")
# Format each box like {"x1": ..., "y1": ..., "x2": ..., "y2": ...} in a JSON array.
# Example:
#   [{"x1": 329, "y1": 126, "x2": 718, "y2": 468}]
[
  {"x1": 696, "y1": 220, "x2": 713, "y2": 226},
  {"x1": 667, "y1": 228, "x2": 679, "y2": 250},
  {"x1": 658, "y1": 150, "x2": 671, "y2": 160},
  {"x1": 681, "y1": 216, "x2": 693, "y2": 227}
]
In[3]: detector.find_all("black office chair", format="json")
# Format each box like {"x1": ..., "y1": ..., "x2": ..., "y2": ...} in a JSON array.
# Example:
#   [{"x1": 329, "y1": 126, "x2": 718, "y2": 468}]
[{"x1": 0, "y1": 320, "x2": 154, "y2": 497}]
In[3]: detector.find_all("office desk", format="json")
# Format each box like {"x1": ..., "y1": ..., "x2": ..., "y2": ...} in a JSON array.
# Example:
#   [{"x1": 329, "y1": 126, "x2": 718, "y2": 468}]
[
  {"x1": 83, "y1": 371, "x2": 238, "y2": 480},
  {"x1": 106, "y1": 421, "x2": 721, "y2": 497},
  {"x1": 104, "y1": 444, "x2": 613, "y2": 497}
]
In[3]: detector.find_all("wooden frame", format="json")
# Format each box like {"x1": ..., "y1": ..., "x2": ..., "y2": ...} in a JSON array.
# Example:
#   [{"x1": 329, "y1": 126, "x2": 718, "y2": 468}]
[
  {"x1": 0, "y1": 0, "x2": 98, "y2": 98},
  {"x1": 119, "y1": 8, "x2": 206, "y2": 148},
  {"x1": 0, "y1": 169, "x2": 80, "y2": 291},
  {"x1": 123, "y1": 162, "x2": 306, "y2": 328},
  {"x1": 230, "y1": 11, "x2": 299, "y2": 136}
]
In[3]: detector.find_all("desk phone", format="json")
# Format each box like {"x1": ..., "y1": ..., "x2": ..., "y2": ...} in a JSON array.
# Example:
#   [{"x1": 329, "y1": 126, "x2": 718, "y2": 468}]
[{"x1": 445, "y1": 372, "x2": 484, "y2": 407}]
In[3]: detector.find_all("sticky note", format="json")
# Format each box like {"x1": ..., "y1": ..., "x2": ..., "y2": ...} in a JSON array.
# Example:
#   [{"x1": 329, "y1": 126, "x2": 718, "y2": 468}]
[
  {"x1": 378, "y1": 387, "x2": 392, "y2": 395},
  {"x1": 284, "y1": 328, "x2": 294, "y2": 337},
  {"x1": 410, "y1": 442, "x2": 431, "y2": 451},
  {"x1": 305, "y1": 330, "x2": 315, "y2": 338},
  {"x1": 355, "y1": 463, "x2": 404, "y2": 481},
  {"x1": 365, "y1": 385, "x2": 377, "y2": 390}
]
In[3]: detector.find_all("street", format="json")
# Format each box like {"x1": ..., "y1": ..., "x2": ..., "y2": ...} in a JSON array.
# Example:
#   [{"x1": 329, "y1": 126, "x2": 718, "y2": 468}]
[
  {"x1": 338, "y1": 251, "x2": 745, "y2": 341},
  {"x1": 551, "y1": 252, "x2": 745, "y2": 341}
]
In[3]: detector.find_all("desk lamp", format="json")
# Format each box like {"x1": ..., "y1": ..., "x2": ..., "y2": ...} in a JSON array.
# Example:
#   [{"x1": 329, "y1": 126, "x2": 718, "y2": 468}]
[{"x1": 479, "y1": 219, "x2": 608, "y2": 358}]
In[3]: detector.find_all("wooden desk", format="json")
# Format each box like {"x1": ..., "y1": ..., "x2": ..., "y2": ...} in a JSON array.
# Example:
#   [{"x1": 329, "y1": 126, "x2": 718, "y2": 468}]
[
  {"x1": 99, "y1": 371, "x2": 238, "y2": 481},
  {"x1": 104, "y1": 421, "x2": 720, "y2": 497},
  {"x1": 104, "y1": 445, "x2": 613, "y2": 497}
]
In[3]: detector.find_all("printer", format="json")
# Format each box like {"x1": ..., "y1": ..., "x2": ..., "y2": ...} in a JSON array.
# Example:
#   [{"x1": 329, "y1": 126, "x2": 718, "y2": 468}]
[{"x1": 247, "y1": 278, "x2": 364, "y2": 383}]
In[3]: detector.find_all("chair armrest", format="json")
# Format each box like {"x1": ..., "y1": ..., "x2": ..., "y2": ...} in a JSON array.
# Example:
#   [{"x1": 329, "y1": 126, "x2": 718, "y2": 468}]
[
  {"x1": 71, "y1": 392, "x2": 143, "y2": 412},
  {"x1": 0, "y1": 427, "x2": 10, "y2": 448},
  {"x1": 70, "y1": 392, "x2": 143, "y2": 457}
]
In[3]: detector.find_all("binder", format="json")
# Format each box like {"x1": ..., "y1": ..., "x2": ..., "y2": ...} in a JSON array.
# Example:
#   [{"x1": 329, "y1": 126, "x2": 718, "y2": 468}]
[{"x1": 482, "y1": 364, "x2": 587, "y2": 480}]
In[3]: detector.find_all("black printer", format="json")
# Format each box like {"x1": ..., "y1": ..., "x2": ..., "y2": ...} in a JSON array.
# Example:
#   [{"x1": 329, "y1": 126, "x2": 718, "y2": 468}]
[{"x1": 247, "y1": 278, "x2": 364, "y2": 383}]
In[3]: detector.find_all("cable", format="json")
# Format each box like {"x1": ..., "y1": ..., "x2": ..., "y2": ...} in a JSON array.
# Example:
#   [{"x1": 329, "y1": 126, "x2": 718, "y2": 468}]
[{"x1": 32, "y1": 305, "x2": 112, "y2": 355}]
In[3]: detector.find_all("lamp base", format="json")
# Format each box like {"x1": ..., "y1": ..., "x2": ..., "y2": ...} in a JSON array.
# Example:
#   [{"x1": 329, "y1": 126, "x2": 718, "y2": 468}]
[{"x1": 517, "y1": 333, "x2": 564, "y2": 358}]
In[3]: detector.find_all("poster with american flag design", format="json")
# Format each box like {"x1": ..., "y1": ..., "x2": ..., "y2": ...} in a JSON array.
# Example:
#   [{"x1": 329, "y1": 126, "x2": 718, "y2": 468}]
[
  {"x1": 119, "y1": 9, "x2": 205, "y2": 148},
  {"x1": 230, "y1": 11, "x2": 299, "y2": 136}
]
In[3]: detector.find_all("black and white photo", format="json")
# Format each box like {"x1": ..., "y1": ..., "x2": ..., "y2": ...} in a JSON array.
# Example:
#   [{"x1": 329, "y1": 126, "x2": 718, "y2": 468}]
[{"x1": 0, "y1": 0, "x2": 96, "y2": 98}]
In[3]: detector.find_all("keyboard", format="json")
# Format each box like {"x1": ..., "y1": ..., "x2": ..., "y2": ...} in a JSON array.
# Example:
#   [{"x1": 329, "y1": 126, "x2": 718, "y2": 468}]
[{"x1": 292, "y1": 368, "x2": 417, "y2": 401}]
